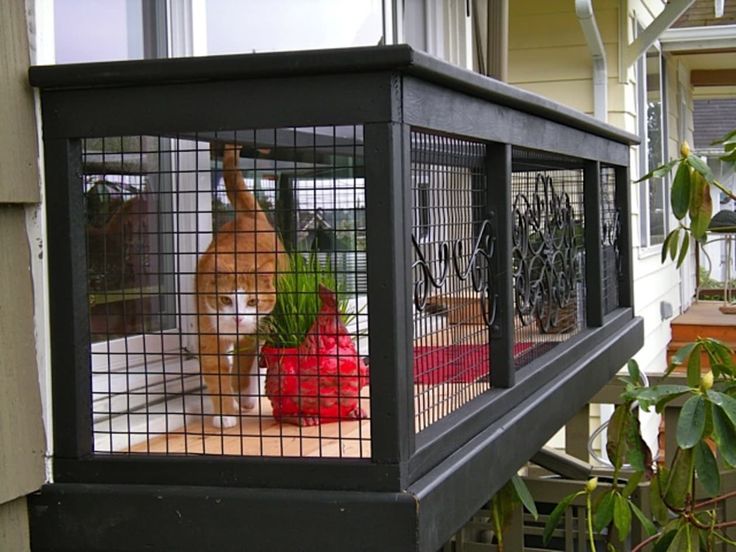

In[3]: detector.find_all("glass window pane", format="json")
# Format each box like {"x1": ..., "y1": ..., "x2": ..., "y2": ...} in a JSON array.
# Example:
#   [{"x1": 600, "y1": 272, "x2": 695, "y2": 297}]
[
  {"x1": 84, "y1": 137, "x2": 177, "y2": 342},
  {"x1": 643, "y1": 48, "x2": 666, "y2": 246},
  {"x1": 205, "y1": 0, "x2": 383, "y2": 55},
  {"x1": 54, "y1": 0, "x2": 145, "y2": 63}
]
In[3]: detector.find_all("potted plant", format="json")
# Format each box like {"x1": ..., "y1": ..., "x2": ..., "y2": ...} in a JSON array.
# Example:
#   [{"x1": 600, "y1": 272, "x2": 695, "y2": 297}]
[{"x1": 261, "y1": 252, "x2": 368, "y2": 426}]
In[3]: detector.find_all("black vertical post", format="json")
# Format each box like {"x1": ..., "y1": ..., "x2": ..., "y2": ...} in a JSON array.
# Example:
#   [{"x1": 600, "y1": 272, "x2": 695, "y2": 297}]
[
  {"x1": 44, "y1": 138, "x2": 94, "y2": 460},
  {"x1": 488, "y1": 144, "x2": 514, "y2": 388},
  {"x1": 364, "y1": 122, "x2": 413, "y2": 479},
  {"x1": 615, "y1": 165, "x2": 634, "y2": 308},
  {"x1": 584, "y1": 160, "x2": 604, "y2": 326}
]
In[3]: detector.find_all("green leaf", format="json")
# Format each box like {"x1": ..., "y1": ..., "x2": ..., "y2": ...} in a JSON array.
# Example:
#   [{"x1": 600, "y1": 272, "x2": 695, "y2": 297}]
[
  {"x1": 606, "y1": 404, "x2": 630, "y2": 470},
  {"x1": 720, "y1": 148, "x2": 736, "y2": 166},
  {"x1": 650, "y1": 470, "x2": 669, "y2": 525},
  {"x1": 694, "y1": 440, "x2": 720, "y2": 497},
  {"x1": 635, "y1": 158, "x2": 680, "y2": 182},
  {"x1": 677, "y1": 395, "x2": 706, "y2": 449},
  {"x1": 510, "y1": 474, "x2": 538, "y2": 520},
  {"x1": 627, "y1": 359, "x2": 642, "y2": 386},
  {"x1": 662, "y1": 229, "x2": 677, "y2": 264},
  {"x1": 625, "y1": 414, "x2": 651, "y2": 473},
  {"x1": 703, "y1": 339, "x2": 735, "y2": 375},
  {"x1": 686, "y1": 343, "x2": 702, "y2": 387},
  {"x1": 671, "y1": 162, "x2": 692, "y2": 220},
  {"x1": 621, "y1": 471, "x2": 643, "y2": 499},
  {"x1": 668, "y1": 228, "x2": 680, "y2": 261},
  {"x1": 676, "y1": 231, "x2": 690, "y2": 269},
  {"x1": 490, "y1": 479, "x2": 518, "y2": 539},
  {"x1": 707, "y1": 390, "x2": 736, "y2": 426},
  {"x1": 711, "y1": 128, "x2": 736, "y2": 146},
  {"x1": 687, "y1": 153, "x2": 715, "y2": 184},
  {"x1": 664, "y1": 448, "x2": 694, "y2": 509},
  {"x1": 634, "y1": 385, "x2": 691, "y2": 412},
  {"x1": 542, "y1": 492, "x2": 579, "y2": 545},
  {"x1": 653, "y1": 529, "x2": 677, "y2": 552},
  {"x1": 593, "y1": 491, "x2": 615, "y2": 533},
  {"x1": 689, "y1": 170, "x2": 712, "y2": 241},
  {"x1": 711, "y1": 402, "x2": 736, "y2": 467},
  {"x1": 629, "y1": 500, "x2": 658, "y2": 537},
  {"x1": 668, "y1": 342, "x2": 697, "y2": 375},
  {"x1": 666, "y1": 525, "x2": 690, "y2": 552},
  {"x1": 613, "y1": 493, "x2": 632, "y2": 542}
]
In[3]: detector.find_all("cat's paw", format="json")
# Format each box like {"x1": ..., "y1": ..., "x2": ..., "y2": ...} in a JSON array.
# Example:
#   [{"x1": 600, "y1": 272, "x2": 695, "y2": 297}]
[
  {"x1": 212, "y1": 414, "x2": 238, "y2": 429},
  {"x1": 240, "y1": 396, "x2": 257, "y2": 411}
]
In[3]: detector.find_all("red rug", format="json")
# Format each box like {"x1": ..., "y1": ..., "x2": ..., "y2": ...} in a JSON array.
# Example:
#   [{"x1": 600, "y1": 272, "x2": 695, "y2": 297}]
[{"x1": 414, "y1": 342, "x2": 534, "y2": 385}]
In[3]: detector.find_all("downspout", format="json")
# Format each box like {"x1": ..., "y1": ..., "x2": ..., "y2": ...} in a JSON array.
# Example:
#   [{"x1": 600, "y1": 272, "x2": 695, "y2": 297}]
[{"x1": 576, "y1": 0, "x2": 608, "y2": 122}]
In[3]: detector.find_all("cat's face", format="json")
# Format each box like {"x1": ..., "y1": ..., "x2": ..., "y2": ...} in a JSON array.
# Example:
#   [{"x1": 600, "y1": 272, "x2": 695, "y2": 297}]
[
  {"x1": 203, "y1": 288, "x2": 275, "y2": 335},
  {"x1": 199, "y1": 269, "x2": 277, "y2": 337}
]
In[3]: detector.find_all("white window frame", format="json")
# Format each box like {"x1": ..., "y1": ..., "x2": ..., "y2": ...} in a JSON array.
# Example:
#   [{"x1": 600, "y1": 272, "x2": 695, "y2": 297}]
[{"x1": 637, "y1": 41, "x2": 668, "y2": 250}]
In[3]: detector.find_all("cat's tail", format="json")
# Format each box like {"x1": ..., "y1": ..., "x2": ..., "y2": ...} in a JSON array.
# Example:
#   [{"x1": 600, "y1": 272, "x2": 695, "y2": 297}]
[{"x1": 222, "y1": 144, "x2": 260, "y2": 213}]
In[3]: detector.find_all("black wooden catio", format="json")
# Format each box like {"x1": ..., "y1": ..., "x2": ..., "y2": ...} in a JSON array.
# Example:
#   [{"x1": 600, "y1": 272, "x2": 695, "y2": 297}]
[{"x1": 28, "y1": 45, "x2": 643, "y2": 552}]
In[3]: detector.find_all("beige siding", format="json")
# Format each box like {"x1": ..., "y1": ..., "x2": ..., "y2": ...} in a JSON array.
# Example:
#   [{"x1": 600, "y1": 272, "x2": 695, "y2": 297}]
[
  {"x1": 0, "y1": 3, "x2": 45, "y2": 551},
  {"x1": 0, "y1": 207, "x2": 45, "y2": 503},
  {"x1": 0, "y1": 498, "x2": 31, "y2": 552},
  {"x1": 508, "y1": 0, "x2": 621, "y2": 116},
  {"x1": 0, "y1": 0, "x2": 40, "y2": 204}
]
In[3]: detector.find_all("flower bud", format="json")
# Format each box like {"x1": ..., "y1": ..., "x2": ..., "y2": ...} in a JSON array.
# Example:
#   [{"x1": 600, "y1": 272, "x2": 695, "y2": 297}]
[
  {"x1": 585, "y1": 477, "x2": 598, "y2": 493},
  {"x1": 680, "y1": 141, "x2": 691, "y2": 157},
  {"x1": 701, "y1": 370, "x2": 714, "y2": 391}
]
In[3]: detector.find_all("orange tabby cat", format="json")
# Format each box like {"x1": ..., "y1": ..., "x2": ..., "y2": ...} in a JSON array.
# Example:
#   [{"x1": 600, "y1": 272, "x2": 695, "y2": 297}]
[{"x1": 197, "y1": 144, "x2": 284, "y2": 428}]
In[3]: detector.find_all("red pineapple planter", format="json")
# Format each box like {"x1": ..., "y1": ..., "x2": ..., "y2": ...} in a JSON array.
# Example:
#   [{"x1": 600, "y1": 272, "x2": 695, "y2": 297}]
[{"x1": 262, "y1": 285, "x2": 369, "y2": 426}]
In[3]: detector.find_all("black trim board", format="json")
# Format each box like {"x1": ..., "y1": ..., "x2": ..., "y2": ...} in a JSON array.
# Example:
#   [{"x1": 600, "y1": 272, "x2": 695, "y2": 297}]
[{"x1": 38, "y1": 72, "x2": 397, "y2": 139}]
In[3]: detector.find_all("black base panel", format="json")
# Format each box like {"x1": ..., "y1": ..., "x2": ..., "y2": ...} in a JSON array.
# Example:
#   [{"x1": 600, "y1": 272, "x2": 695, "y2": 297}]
[{"x1": 28, "y1": 483, "x2": 419, "y2": 552}]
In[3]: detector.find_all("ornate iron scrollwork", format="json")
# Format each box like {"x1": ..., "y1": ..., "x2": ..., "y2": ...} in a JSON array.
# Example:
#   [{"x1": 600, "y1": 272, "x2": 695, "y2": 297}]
[
  {"x1": 512, "y1": 173, "x2": 580, "y2": 333},
  {"x1": 602, "y1": 207, "x2": 622, "y2": 277},
  {"x1": 412, "y1": 219, "x2": 497, "y2": 327}
]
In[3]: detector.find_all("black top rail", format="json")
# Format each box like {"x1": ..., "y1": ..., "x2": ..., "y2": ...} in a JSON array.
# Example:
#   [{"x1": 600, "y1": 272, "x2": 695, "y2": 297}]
[{"x1": 29, "y1": 45, "x2": 639, "y2": 147}]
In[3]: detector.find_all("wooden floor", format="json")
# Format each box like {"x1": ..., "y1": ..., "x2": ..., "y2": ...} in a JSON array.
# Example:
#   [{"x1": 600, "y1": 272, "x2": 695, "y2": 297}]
[
  {"x1": 125, "y1": 383, "x2": 483, "y2": 458},
  {"x1": 129, "y1": 395, "x2": 373, "y2": 458}
]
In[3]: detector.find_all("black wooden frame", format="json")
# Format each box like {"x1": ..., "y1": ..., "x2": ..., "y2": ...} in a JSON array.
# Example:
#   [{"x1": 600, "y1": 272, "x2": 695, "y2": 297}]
[{"x1": 29, "y1": 45, "x2": 644, "y2": 551}]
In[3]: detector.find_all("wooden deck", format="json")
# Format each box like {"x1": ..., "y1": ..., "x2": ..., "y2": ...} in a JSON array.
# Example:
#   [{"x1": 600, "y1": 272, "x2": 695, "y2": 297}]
[
  {"x1": 668, "y1": 300, "x2": 736, "y2": 367},
  {"x1": 670, "y1": 300, "x2": 736, "y2": 343},
  {"x1": 129, "y1": 395, "x2": 373, "y2": 458},
  {"x1": 125, "y1": 384, "x2": 476, "y2": 459}
]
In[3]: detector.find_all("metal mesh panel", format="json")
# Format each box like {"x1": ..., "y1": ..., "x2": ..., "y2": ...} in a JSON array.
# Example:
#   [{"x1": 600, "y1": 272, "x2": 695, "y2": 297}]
[
  {"x1": 85, "y1": 127, "x2": 370, "y2": 458},
  {"x1": 410, "y1": 130, "x2": 492, "y2": 433},
  {"x1": 511, "y1": 147, "x2": 586, "y2": 368},
  {"x1": 601, "y1": 165, "x2": 622, "y2": 314}
]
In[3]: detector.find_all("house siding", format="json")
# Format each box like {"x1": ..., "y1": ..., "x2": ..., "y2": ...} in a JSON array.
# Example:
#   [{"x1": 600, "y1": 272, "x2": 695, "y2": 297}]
[
  {"x1": 0, "y1": 1, "x2": 46, "y2": 548},
  {"x1": 672, "y1": 0, "x2": 736, "y2": 27},
  {"x1": 0, "y1": 498, "x2": 32, "y2": 552},
  {"x1": 693, "y1": 99, "x2": 736, "y2": 149}
]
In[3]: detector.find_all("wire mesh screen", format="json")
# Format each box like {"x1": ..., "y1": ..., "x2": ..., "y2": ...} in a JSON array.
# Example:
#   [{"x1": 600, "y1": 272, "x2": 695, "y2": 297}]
[
  {"x1": 511, "y1": 147, "x2": 586, "y2": 368},
  {"x1": 84, "y1": 127, "x2": 370, "y2": 459},
  {"x1": 410, "y1": 130, "x2": 492, "y2": 433},
  {"x1": 601, "y1": 165, "x2": 622, "y2": 314}
]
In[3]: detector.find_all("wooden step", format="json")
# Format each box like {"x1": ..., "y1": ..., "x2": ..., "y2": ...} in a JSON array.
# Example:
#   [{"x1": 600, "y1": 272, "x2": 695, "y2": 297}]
[{"x1": 671, "y1": 324, "x2": 736, "y2": 344}]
